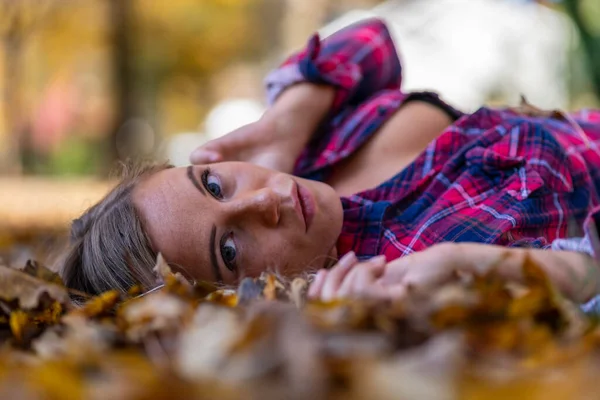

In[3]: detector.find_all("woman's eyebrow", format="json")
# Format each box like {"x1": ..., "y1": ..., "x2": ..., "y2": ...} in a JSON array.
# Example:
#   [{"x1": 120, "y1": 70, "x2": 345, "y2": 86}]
[
  {"x1": 187, "y1": 165, "x2": 206, "y2": 196},
  {"x1": 209, "y1": 224, "x2": 223, "y2": 283}
]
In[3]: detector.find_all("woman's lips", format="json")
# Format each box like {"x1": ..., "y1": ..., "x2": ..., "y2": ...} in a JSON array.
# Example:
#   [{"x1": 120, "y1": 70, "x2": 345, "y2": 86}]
[{"x1": 296, "y1": 182, "x2": 315, "y2": 233}]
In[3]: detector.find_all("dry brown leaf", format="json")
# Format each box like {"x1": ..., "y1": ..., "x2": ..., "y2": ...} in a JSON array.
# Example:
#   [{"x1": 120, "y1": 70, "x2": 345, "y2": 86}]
[
  {"x1": 206, "y1": 290, "x2": 238, "y2": 307},
  {"x1": 430, "y1": 304, "x2": 472, "y2": 329},
  {"x1": 510, "y1": 95, "x2": 566, "y2": 120},
  {"x1": 0, "y1": 253, "x2": 594, "y2": 400},
  {"x1": 153, "y1": 253, "x2": 194, "y2": 298},
  {"x1": 262, "y1": 274, "x2": 277, "y2": 301},
  {"x1": 119, "y1": 292, "x2": 194, "y2": 341},
  {"x1": 79, "y1": 290, "x2": 120, "y2": 318},
  {"x1": 176, "y1": 303, "x2": 244, "y2": 380},
  {"x1": 33, "y1": 314, "x2": 117, "y2": 360},
  {"x1": 126, "y1": 285, "x2": 143, "y2": 298},
  {"x1": 290, "y1": 277, "x2": 308, "y2": 308},
  {"x1": 0, "y1": 265, "x2": 69, "y2": 309},
  {"x1": 10, "y1": 310, "x2": 32, "y2": 344},
  {"x1": 22, "y1": 260, "x2": 64, "y2": 287},
  {"x1": 353, "y1": 333, "x2": 464, "y2": 400},
  {"x1": 507, "y1": 287, "x2": 547, "y2": 319}
]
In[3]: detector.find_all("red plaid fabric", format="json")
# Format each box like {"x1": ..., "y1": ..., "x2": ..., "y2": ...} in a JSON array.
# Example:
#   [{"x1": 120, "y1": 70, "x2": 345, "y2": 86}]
[{"x1": 265, "y1": 19, "x2": 600, "y2": 261}]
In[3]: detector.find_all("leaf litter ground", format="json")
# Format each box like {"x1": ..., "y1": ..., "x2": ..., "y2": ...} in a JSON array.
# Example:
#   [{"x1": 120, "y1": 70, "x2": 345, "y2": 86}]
[{"x1": 0, "y1": 253, "x2": 599, "y2": 399}]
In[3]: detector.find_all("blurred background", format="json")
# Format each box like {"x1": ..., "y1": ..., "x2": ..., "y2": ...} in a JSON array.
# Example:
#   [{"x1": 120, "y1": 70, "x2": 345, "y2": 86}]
[{"x1": 1, "y1": 0, "x2": 599, "y2": 265}]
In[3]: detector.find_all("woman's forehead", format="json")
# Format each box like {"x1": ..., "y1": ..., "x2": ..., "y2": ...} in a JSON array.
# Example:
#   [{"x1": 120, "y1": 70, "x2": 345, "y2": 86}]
[
  {"x1": 135, "y1": 167, "x2": 206, "y2": 210},
  {"x1": 133, "y1": 167, "x2": 214, "y2": 276}
]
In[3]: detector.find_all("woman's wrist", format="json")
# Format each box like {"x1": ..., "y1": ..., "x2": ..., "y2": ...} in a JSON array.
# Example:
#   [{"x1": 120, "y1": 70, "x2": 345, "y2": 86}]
[
  {"x1": 514, "y1": 248, "x2": 600, "y2": 302},
  {"x1": 265, "y1": 83, "x2": 335, "y2": 151},
  {"x1": 448, "y1": 243, "x2": 521, "y2": 277},
  {"x1": 448, "y1": 244, "x2": 587, "y2": 301}
]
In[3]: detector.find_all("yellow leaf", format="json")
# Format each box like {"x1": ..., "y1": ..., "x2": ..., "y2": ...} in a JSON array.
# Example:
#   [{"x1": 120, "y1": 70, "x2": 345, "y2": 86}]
[
  {"x1": 10, "y1": 310, "x2": 30, "y2": 343},
  {"x1": 206, "y1": 290, "x2": 238, "y2": 307},
  {"x1": 22, "y1": 260, "x2": 64, "y2": 287},
  {"x1": 29, "y1": 361, "x2": 84, "y2": 400},
  {"x1": 79, "y1": 291, "x2": 120, "y2": 318},
  {"x1": 507, "y1": 288, "x2": 547, "y2": 319},
  {"x1": 431, "y1": 304, "x2": 471, "y2": 329},
  {"x1": 34, "y1": 301, "x2": 63, "y2": 325},
  {"x1": 263, "y1": 274, "x2": 277, "y2": 301},
  {"x1": 127, "y1": 285, "x2": 143, "y2": 298}
]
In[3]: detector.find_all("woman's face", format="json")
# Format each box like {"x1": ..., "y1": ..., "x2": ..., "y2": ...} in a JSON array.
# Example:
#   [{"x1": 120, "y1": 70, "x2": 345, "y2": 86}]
[{"x1": 133, "y1": 162, "x2": 343, "y2": 284}]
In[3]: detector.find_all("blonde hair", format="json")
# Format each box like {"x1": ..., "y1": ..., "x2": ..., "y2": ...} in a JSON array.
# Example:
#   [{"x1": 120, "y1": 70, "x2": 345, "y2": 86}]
[{"x1": 58, "y1": 162, "x2": 172, "y2": 297}]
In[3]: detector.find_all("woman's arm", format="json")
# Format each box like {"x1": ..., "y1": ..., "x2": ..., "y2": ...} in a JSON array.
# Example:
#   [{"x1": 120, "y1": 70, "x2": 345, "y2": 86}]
[
  {"x1": 308, "y1": 243, "x2": 600, "y2": 304},
  {"x1": 191, "y1": 18, "x2": 403, "y2": 170},
  {"x1": 426, "y1": 243, "x2": 600, "y2": 303},
  {"x1": 190, "y1": 83, "x2": 334, "y2": 172},
  {"x1": 263, "y1": 83, "x2": 335, "y2": 161}
]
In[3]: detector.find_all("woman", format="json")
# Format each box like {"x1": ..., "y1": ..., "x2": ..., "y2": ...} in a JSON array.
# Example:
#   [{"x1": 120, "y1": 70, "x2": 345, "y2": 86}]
[{"x1": 61, "y1": 19, "x2": 600, "y2": 306}]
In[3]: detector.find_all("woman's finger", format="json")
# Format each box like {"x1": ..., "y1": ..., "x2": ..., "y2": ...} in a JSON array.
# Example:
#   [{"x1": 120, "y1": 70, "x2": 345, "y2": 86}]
[
  {"x1": 307, "y1": 269, "x2": 327, "y2": 299},
  {"x1": 354, "y1": 257, "x2": 386, "y2": 294},
  {"x1": 190, "y1": 122, "x2": 262, "y2": 164},
  {"x1": 320, "y1": 252, "x2": 358, "y2": 301},
  {"x1": 378, "y1": 256, "x2": 410, "y2": 285},
  {"x1": 402, "y1": 267, "x2": 457, "y2": 294},
  {"x1": 335, "y1": 265, "x2": 365, "y2": 299},
  {"x1": 398, "y1": 256, "x2": 461, "y2": 294},
  {"x1": 336, "y1": 256, "x2": 386, "y2": 299},
  {"x1": 189, "y1": 148, "x2": 223, "y2": 164},
  {"x1": 382, "y1": 283, "x2": 408, "y2": 301}
]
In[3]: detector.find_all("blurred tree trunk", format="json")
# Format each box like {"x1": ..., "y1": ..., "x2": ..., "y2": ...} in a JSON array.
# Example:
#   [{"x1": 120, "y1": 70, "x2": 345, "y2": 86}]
[
  {"x1": 1, "y1": 16, "x2": 24, "y2": 175},
  {"x1": 564, "y1": 0, "x2": 600, "y2": 99},
  {"x1": 0, "y1": 3, "x2": 30, "y2": 175},
  {"x1": 0, "y1": 1, "x2": 59, "y2": 175},
  {"x1": 107, "y1": 0, "x2": 139, "y2": 166}
]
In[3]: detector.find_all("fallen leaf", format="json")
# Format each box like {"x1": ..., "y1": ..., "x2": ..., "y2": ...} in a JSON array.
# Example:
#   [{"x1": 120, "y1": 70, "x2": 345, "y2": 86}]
[
  {"x1": 119, "y1": 292, "x2": 194, "y2": 341},
  {"x1": 0, "y1": 265, "x2": 69, "y2": 309},
  {"x1": 10, "y1": 310, "x2": 31, "y2": 343},
  {"x1": 79, "y1": 290, "x2": 120, "y2": 318},
  {"x1": 22, "y1": 260, "x2": 64, "y2": 287}
]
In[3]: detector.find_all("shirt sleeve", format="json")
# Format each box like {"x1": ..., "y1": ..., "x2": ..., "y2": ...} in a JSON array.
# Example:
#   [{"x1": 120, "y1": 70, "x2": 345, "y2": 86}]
[
  {"x1": 551, "y1": 206, "x2": 600, "y2": 259},
  {"x1": 264, "y1": 18, "x2": 403, "y2": 114},
  {"x1": 550, "y1": 206, "x2": 600, "y2": 316}
]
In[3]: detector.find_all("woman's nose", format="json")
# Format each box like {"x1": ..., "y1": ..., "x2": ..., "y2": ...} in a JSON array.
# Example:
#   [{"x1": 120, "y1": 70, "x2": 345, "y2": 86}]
[{"x1": 225, "y1": 187, "x2": 281, "y2": 227}]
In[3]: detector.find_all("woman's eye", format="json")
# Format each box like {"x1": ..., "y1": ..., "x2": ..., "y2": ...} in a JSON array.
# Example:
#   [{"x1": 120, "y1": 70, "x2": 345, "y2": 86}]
[
  {"x1": 220, "y1": 235, "x2": 237, "y2": 272},
  {"x1": 201, "y1": 169, "x2": 223, "y2": 199},
  {"x1": 207, "y1": 177, "x2": 222, "y2": 198}
]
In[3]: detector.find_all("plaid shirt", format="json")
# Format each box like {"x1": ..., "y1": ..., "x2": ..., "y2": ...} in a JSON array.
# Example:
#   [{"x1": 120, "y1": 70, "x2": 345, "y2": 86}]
[{"x1": 265, "y1": 18, "x2": 600, "y2": 262}]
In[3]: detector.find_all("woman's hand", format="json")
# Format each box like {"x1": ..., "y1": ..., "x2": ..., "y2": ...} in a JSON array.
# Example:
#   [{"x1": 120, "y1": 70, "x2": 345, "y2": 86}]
[
  {"x1": 190, "y1": 83, "x2": 335, "y2": 173},
  {"x1": 308, "y1": 243, "x2": 600, "y2": 304},
  {"x1": 377, "y1": 243, "x2": 486, "y2": 295},
  {"x1": 308, "y1": 244, "x2": 468, "y2": 302},
  {"x1": 382, "y1": 243, "x2": 600, "y2": 303},
  {"x1": 190, "y1": 116, "x2": 298, "y2": 173},
  {"x1": 308, "y1": 252, "x2": 393, "y2": 301}
]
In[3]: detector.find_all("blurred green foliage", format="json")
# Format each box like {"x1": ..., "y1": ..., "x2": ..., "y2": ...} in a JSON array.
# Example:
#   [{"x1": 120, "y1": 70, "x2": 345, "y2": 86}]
[{"x1": 563, "y1": 0, "x2": 600, "y2": 105}]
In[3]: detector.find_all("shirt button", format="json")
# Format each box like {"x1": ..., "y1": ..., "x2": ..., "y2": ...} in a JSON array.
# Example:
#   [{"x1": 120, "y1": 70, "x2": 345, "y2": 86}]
[{"x1": 377, "y1": 105, "x2": 386, "y2": 115}]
